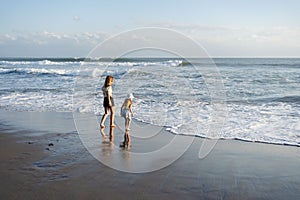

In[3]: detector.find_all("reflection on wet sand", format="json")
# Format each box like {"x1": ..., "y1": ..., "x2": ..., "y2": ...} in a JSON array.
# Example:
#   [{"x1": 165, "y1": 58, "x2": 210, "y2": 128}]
[
  {"x1": 100, "y1": 125, "x2": 115, "y2": 142},
  {"x1": 100, "y1": 125, "x2": 131, "y2": 166}
]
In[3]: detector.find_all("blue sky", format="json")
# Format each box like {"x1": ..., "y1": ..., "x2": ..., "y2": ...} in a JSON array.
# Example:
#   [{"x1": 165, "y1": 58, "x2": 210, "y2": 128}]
[{"x1": 1, "y1": 0, "x2": 300, "y2": 57}]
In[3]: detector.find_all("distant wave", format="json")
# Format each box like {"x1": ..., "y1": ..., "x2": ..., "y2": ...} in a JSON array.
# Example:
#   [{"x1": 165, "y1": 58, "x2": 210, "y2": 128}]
[
  {"x1": 0, "y1": 68, "x2": 76, "y2": 77},
  {"x1": 251, "y1": 95, "x2": 300, "y2": 104},
  {"x1": 274, "y1": 95, "x2": 300, "y2": 104},
  {"x1": 213, "y1": 58, "x2": 300, "y2": 68},
  {"x1": 0, "y1": 88, "x2": 66, "y2": 95},
  {"x1": 1, "y1": 57, "x2": 300, "y2": 66},
  {"x1": 0, "y1": 57, "x2": 85, "y2": 63},
  {"x1": 0, "y1": 60, "x2": 80, "y2": 66},
  {"x1": 0, "y1": 58, "x2": 186, "y2": 68},
  {"x1": 226, "y1": 96, "x2": 300, "y2": 107},
  {"x1": 0, "y1": 57, "x2": 175, "y2": 63}
]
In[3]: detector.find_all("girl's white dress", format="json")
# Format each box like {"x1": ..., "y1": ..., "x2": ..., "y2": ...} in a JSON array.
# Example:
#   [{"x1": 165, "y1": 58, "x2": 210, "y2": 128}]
[{"x1": 121, "y1": 99, "x2": 132, "y2": 119}]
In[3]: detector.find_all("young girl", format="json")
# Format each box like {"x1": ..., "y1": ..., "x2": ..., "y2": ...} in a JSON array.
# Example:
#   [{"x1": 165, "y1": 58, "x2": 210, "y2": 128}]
[
  {"x1": 120, "y1": 94, "x2": 134, "y2": 147},
  {"x1": 100, "y1": 76, "x2": 115, "y2": 128}
]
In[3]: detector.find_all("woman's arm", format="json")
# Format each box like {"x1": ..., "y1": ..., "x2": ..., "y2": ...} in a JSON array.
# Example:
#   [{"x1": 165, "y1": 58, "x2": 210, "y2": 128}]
[{"x1": 107, "y1": 87, "x2": 112, "y2": 106}]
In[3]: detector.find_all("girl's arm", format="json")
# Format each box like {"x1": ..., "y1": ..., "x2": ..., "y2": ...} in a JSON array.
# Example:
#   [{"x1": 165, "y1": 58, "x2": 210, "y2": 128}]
[{"x1": 129, "y1": 104, "x2": 133, "y2": 116}]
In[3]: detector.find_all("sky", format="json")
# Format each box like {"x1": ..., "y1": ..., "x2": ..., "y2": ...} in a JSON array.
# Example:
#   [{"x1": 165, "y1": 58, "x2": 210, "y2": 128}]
[{"x1": 1, "y1": 0, "x2": 300, "y2": 57}]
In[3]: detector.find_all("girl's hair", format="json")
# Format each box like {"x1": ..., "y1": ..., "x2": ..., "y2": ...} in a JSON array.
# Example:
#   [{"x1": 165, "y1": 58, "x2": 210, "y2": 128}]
[
  {"x1": 104, "y1": 76, "x2": 114, "y2": 87},
  {"x1": 127, "y1": 93, "x2": 134, "y2": 99}
]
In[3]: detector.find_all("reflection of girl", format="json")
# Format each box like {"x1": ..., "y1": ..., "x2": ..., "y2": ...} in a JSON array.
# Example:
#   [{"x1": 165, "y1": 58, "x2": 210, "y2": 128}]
[{"x1": 100, "y1": 76, "x2": 115, "y2": 128}]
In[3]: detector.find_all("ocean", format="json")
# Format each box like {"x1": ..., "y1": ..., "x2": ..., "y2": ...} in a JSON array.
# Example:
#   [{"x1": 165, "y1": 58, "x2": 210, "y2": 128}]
[{"x1": 0, "y1": 57, "x2": 299, "y2": 146}]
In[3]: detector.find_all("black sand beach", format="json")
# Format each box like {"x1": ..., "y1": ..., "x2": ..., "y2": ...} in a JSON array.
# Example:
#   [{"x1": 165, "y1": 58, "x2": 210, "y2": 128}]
[{"x1": 1, "y1": 111, "x2": 299, "y2": 200}]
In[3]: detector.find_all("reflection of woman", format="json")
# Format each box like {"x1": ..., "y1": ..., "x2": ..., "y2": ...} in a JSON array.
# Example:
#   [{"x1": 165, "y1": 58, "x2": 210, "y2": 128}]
[{"x1": 100, "y1": 76, "x2": 115, "y2": 128}]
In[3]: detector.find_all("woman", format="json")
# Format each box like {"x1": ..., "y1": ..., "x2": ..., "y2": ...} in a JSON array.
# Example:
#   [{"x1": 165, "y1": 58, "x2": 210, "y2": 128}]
[{"x1": 100, "y1": 76, "x2": 115, "y2": 128}]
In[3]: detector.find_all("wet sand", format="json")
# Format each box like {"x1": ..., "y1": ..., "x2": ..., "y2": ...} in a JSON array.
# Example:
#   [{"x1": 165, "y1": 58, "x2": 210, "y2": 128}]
[{"x1": 0, "y1": 111, "x2": 300, "y2": 200}]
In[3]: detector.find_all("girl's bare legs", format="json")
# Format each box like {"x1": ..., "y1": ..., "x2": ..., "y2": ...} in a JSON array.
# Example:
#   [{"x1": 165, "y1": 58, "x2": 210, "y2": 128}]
[
  {"x1": 100, "y1": 107, "x2": 109, "y2": 128},
  {"x1": 128, "y1": 118, "x2": 131, "y2": 130},
  {"x1": 125, "y1": 118, "x2": 131, "y2": 131}
]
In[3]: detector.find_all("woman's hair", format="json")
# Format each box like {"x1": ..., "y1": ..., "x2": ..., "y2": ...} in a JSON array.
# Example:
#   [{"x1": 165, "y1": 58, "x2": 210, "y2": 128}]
[{"x1": 104, "y1": 76, "x2": 114, "y2": 87}]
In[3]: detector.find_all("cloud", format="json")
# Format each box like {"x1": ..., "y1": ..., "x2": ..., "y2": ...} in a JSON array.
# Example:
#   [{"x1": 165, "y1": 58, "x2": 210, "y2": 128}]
[
  {"x1": 159, "y1": 23, "x2": 300, "y2": 57},
  {"x1": 0, "y1": 31, "x2": 109, "y2": 57},
  {"x1": 73, "y1": 15, "x2": 80, "y2": 22},
  {"x1": 143, "y1": 21, "x2": 300, "y2": 43},
  {"x1": 160, "y1": 23, "x2": 231, "y2": 32},
  {"x1": 200, "y1": 26, "x2": 300, "y2": 57},
  {"x1": 0, "y1": 25, "x2": 300, "y2": 57},
  {"x1": 42, "y1": 31, "x2": 63, "y2": 39}
]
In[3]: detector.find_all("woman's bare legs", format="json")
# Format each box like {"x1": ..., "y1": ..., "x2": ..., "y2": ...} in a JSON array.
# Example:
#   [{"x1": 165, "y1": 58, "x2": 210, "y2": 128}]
[
  {"x1": 100, "y1": 107, "x2": 109, "y2": 128},
  {"x1": 109, "y1": 106, "x2": 115, "y2": 127}
]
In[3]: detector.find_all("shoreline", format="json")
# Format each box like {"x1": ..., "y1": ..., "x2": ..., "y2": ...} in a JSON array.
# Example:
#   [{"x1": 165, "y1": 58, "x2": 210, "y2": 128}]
[
  {"x1": 1, "y1": 109, "x2": 299, "y2": 148},
  {"x1": 1, "y1": 111, "x2": 300, "y2": 199}
]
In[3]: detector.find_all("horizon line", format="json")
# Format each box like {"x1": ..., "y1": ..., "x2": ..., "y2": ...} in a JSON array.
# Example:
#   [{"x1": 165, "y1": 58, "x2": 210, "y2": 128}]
[{"x1": 1, "y1": 56, "x2": 300, "y2": 59}]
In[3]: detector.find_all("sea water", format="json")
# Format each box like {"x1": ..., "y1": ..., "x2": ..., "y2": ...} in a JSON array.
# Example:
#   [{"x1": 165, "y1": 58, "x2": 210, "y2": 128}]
[{"x1": 0, "y1": 58, "x2": 299, "y2": 146}]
